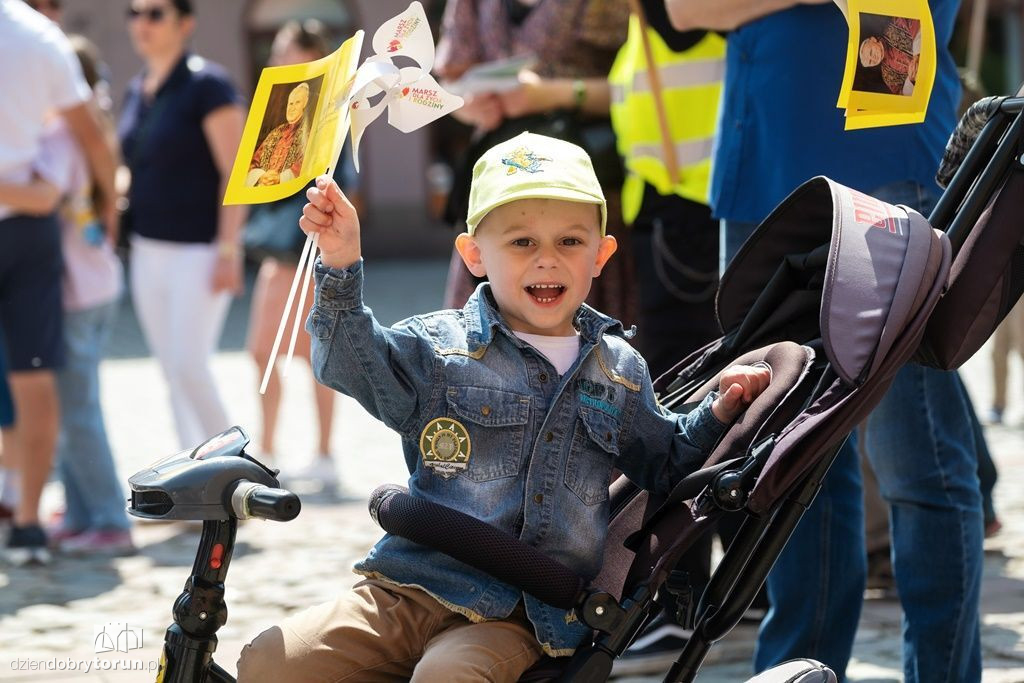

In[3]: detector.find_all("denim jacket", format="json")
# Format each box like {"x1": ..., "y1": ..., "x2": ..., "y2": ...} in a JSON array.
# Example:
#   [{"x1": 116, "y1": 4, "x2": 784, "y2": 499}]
[{"x1": 307, "y1": 259, "x2": 726, "y2": 656}]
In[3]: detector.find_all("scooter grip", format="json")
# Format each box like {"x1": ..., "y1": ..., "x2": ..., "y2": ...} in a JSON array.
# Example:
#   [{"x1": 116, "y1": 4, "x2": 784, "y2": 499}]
[{"x1": 240, "y1": 484, "x2": 301, "y2": 522}]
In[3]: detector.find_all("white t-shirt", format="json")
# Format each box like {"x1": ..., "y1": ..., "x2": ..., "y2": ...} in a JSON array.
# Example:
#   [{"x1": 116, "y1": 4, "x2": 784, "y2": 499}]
[
  {"x1": 513, "y1": 331, "x2": 581, "y2": 376},
  {"x1": 0, "y1": 0, "x2": 91, "y2": 219},
  {"x1": 34, "y1": 118, "x2": 123, "y2": 312}
]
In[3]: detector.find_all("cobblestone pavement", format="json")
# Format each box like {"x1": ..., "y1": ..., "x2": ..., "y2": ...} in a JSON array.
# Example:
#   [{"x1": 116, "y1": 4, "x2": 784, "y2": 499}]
[{"x1": 2, "y1": 260, "x2": 1024, "y2": 682}]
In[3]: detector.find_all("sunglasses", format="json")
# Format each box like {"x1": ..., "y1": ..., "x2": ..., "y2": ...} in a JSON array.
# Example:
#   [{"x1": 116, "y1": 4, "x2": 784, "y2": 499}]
[{"x1": 126, "y1": 6, "x2": 170, "y2": 22}]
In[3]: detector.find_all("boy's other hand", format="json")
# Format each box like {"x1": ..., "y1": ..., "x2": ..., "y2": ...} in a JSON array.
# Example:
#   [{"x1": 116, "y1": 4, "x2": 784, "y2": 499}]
[
  {"x1": 301, "y1": 175, "x2": 361, "y2": 269},
  {"x1": 711, "y1": 364, "x2": 772, "y2": 423}
]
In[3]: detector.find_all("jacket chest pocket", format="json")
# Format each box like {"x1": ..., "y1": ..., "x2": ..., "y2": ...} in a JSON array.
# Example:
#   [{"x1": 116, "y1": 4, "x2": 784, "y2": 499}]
[
  {"x1": 565, "y1": 406, "x2": 620, "y2": 505},
  {"x1": 440, "y1": 386, "x2": 531, "y2": 482}
]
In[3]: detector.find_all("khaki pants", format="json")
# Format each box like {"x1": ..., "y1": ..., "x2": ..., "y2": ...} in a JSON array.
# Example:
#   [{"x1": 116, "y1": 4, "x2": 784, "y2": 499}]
[{"x1": 236, "y1": 578, "x2": 543, "y2": 682}]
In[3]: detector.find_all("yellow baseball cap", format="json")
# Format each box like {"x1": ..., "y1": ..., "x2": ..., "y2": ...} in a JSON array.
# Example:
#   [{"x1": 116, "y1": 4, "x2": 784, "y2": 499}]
[{"x1": 465, "y1": 132, "x2": 607, "y2": 235}]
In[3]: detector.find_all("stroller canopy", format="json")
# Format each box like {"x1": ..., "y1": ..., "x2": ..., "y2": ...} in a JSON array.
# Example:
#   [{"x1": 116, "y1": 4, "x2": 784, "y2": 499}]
[{"x1": 717, "y1": 176, "x2": 946, "y2": 387}]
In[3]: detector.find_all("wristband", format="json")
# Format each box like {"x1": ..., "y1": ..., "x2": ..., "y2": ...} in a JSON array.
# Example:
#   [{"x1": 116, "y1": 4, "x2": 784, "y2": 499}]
[
  {"x1": 217, "y1": 241, "x2": 240, "y2": 258},
  {"x1": 572, "y1": 79, "x2": 587, "y2": 110}
]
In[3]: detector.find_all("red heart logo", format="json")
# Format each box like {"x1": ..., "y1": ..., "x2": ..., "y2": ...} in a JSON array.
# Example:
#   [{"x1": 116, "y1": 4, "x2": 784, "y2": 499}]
[{"x1": 402, "y1": 87, "x2": 410, "y2": 96}]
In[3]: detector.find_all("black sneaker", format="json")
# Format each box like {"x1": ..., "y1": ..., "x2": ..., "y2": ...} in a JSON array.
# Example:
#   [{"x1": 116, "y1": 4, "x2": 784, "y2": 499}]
[
  {"x1": 612, "y1": 614, "x2": 692, "y2": 677},
  {"x1": 5, "y1": 524, "x2": 51, "y2": 566}
]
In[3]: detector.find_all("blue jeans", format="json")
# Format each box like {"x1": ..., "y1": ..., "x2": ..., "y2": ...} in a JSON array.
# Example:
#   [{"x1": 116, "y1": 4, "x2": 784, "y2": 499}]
[
  {"x1": 56, "y1": 302, "x2": 130, "y2": 532},
  {"x1": 723, "y1": 181, "x2": 984, "y2": 682}
]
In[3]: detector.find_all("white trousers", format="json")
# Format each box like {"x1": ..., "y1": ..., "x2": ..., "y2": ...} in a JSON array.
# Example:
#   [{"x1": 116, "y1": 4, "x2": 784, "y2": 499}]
[{"x1": 130, "y1": 235, "x2": 231, "y2": 449}]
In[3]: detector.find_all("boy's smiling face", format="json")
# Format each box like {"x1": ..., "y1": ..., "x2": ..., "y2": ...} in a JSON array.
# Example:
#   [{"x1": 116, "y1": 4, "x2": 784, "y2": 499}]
[{"x1": 455, "y1": 198, "x2": 617, "y2": 336}]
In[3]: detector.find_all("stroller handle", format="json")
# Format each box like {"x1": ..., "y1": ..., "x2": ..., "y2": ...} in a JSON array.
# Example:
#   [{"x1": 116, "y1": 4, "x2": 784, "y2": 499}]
[
  {"x1": 231, "y1": 481, "x2": 301, "y2": 522},
  {"x1": 936, "y1": 95, "x2": 1024, "y2": 189}
]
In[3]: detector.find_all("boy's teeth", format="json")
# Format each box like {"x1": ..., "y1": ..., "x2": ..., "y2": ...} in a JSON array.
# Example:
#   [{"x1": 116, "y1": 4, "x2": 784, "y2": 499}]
[{"x1": 526, "y1": 284, "x2": 563, "y2": 302}]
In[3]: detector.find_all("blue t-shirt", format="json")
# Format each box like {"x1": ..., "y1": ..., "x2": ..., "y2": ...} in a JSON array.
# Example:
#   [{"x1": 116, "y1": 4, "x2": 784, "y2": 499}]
[
  {"x1": 710, "y1": 2, "x2": 960, "y2": 224},
  {"x1": 119, "y1": 54, "x2": 241, "y2": 243}
]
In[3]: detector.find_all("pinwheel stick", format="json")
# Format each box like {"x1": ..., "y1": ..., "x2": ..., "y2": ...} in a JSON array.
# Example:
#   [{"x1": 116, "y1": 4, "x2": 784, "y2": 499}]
[
  {"x1": 259, "y1": 110, "x2": 349, "y2": 394},
  {"x1": 259, "y1": 231, "x2": 316, "y2": 394}
]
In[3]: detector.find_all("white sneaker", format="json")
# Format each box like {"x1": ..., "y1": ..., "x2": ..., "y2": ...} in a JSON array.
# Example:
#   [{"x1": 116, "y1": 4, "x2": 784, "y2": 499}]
[
  {"x1": 285, "y1": 456, "x2": 338, "y2": 489},
  {"x1": 5, "y1": 524, "x2": 52, "y2": 566}
]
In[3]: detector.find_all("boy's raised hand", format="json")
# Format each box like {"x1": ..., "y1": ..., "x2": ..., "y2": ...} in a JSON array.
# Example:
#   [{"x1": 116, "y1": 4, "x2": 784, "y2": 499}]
[
  {"x1": 711, "y1": 364, "x2": 772, "y2": 424},
  {"x1": 300, "y1": 175, "x2": 361, "y2": 269}
]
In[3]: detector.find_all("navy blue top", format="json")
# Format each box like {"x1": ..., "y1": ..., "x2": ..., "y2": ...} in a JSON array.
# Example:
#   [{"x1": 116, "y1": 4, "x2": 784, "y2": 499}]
[
  {"x1": 119, "y1": 53, "x2": 241, "y2": 243},
  {"x1": 710, "y1": 1, "x2": 960, "y2": 223}
]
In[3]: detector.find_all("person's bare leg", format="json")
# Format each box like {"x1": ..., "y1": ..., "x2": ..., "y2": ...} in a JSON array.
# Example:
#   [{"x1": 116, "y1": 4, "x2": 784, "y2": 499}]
[
  {"x1": 313, "y1": 380, "x2": 335, "y2": 456},
  {"x1": 0, "y1": 427, "x2": 17, "y2": 511},
  {"x1": 293, "y1": 276, "x2": 336, "y2": 460},
  {"x1": 7, "y1": 370, "x2": 59, "y2": 526},
  {"x1": 248, "y1": 259, "x2": 287, "y2": 456},
  {"x1": 253, "y1": 350, "x2": 282, "y2": 456}
]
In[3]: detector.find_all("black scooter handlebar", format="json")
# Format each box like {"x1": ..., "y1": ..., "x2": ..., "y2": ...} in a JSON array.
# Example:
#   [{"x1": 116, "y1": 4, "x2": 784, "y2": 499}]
[{"x1": 230, "y1": 481, "x2": 301, "y2": 521}]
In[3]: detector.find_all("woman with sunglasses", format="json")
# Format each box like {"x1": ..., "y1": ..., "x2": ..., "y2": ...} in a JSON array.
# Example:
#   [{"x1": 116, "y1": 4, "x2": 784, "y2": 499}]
[{"x1": 118, "y1": 0, "x2": 246, "y2": 450}]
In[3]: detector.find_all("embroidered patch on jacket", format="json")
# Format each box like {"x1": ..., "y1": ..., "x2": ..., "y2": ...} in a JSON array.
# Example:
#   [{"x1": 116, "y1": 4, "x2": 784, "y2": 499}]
[
  {"x1": 576, "y1": 378, "x2": 621, "y2": 417},
  {"x1": 502, "y1": 146, "x2": 551, "y2": 175},
  {"x1": 419, "y1": 417, "x2": 472, "y2": 479}
]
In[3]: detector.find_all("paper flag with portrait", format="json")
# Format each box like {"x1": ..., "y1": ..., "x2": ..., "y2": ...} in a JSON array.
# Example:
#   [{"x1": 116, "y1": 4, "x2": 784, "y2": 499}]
[
  {"x1": 220, "y1": 2, "x2": 464, "y2": 398},
  {"x1": 223, "y1": 33, "x2": 362, "y2": 205},
  {"x1": 836, "y1": 0, "x2": 936, "y2": 130},
  {"x1": 224, "y1": 2, "x2": 461, "y2": 203}
]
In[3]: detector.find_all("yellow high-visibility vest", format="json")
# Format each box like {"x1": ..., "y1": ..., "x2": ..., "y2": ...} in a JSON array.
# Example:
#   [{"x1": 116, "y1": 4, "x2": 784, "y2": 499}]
[{"x1": 609, "y1": 17, "x2": 725, "y2": 223}]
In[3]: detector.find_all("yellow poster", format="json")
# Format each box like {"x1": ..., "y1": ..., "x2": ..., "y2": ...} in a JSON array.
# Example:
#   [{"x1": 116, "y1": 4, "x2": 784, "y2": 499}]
[
  {"x1": 836, "y1": 0, "x2": 936, "y2": 130},
  {"x1": 223, "y1": 32, "x2": 363, "y2": 205}
]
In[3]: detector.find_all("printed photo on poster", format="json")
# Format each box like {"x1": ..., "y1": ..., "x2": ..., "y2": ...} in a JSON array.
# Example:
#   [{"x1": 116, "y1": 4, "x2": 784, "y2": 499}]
[
  {"x1": 852, "y1": 13, "x2": 921, "y2": 97},
  {"x1": 246, "y1": 76, "x2": 324, "y2": 187}
]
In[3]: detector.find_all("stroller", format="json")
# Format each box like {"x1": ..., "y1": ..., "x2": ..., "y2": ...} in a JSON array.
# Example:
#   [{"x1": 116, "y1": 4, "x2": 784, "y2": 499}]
[{"x1": 127, "y1": 95, "x2": 1024, "y2": 683}]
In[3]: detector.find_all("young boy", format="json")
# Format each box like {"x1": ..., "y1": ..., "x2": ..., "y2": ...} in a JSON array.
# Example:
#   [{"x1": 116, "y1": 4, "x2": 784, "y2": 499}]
[{"x1": 237, "y1": 132, "x2": 770, "y2": 681}]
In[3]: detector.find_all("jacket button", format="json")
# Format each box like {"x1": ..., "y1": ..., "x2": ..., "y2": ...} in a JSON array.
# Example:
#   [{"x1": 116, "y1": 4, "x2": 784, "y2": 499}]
[
  {"x1": 545, "y1": 432, "x2": 554, "y2": 442},
  {"x1": 539, "y1": 372, "x2": 548, "y2": 382},
  {"x1": 534, "y1": 493, "x2": 544, "y2": 504},
  {"x1": 481, "y1": 405, "x2": 491, "y2": 416},
  {"x1": 605, "y1": 432, "x2": 613, "y2": 442}
]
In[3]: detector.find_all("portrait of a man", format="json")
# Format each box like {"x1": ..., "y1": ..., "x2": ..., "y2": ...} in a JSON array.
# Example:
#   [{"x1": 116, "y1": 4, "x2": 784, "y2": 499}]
[
  {"x1": 247, "y1": 78, "x2": 321, "y2": 187},
  {"x1": 853, "y1": 13, "x2": 921, "y2": 97}
]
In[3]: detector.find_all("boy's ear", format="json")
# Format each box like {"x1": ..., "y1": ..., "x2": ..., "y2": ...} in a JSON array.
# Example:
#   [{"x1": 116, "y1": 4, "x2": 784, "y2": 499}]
[
  {"x1": 592, "y1": 235, "x2": 618, "y2": 276},
  {"x1": 455, "y1": 233, "x2": 487, "y2": 278}
]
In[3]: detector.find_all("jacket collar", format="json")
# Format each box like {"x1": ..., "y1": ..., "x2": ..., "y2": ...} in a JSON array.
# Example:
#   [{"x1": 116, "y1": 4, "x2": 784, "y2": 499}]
[{"x1": 462, "y1": 283, "x2": 632, "y2": 354}]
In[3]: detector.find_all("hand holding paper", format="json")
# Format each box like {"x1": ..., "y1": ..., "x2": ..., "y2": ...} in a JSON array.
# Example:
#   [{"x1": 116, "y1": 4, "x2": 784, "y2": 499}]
[
  {"x1": 452, "y1": 92, "x2": 504, "y2": 132},
  {"x1": 445, "y1": 55, "x2": 537, "y2": 96},
  {"x1": 299, "y1": 177, "x2": 361, "y2": 270}
]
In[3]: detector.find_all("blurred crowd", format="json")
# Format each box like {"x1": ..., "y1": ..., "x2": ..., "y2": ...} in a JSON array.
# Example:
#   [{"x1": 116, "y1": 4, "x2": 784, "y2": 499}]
[{"x1": 0, "y1": 0, "x2": 1017, "y2": 681}]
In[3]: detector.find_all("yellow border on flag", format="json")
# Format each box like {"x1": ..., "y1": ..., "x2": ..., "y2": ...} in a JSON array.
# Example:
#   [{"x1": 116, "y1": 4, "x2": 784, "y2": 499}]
[
  {"x1": 224, "y1": 33, "x2": 362, "y2": 205},
  {"x1": 837, "y1": 0, "x2": 935, "y2": 129}
]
